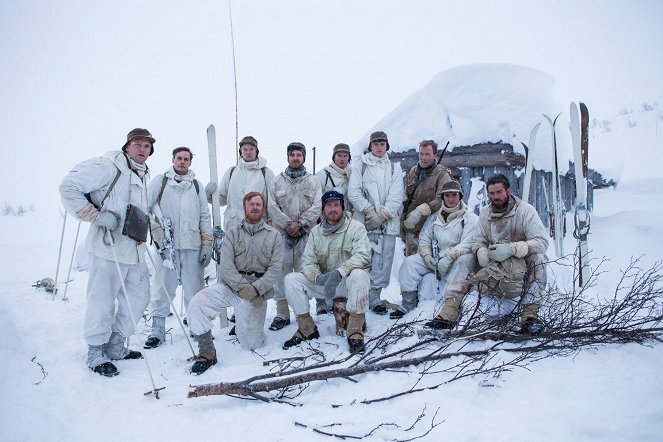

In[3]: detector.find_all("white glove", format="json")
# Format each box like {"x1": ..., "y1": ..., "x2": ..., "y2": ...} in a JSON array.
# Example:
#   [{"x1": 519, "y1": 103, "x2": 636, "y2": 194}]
[
  {"x1": 437, "y1": 255, "x2": 454, "y2": 277},
  {"x1": 363, "y1": 206, "x2": 381, "y2": 230},
  {"x1": 150, "y1": 222, "x2": 165, "y2": 248},
  {"x1": 477, "y1": 247, "x2": 490, "y2": 267},
  {"x1": 422, "y1": 254, "x2": 437, "y2": 272},
  {"x1": 94, "y1": 211, "x2": 119, "y2": 231},
  {"x1": 204, "y1": 181, "x2": 217, "y2": 198},
  {"x1": 488, "y1": 243, "x2": 516, "y2": 262}
]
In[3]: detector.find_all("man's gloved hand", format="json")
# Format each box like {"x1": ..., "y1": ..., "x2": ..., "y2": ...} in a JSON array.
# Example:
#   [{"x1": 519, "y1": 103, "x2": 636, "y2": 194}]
[
  {"x1": 488, "y1": 243, "x2": 515, "y2": 262},
  {"x1": 477, "y1": 247, "x2": 490, "y2": 267},
  {"x1": 404, "y1": 204, "x2": 431, "y2": 230},
  {"x1": 422, "y1": 254, "x2": 437, "y2": 272},
  {"x1": 150, "y1": 221, "x2": 165, "y2": 248},
  {"x1": 322, "y1": 270, "x2": 343, "y2": 299},
  {"x1": 437, "y1": 255, "x2": 454, "y2": 277},
  {"x1": 94, "y1": 211, "x2": 120, "y2": 231},
  {"x1": 199, "y1": 243, "x2": 213, "y2": 267},
  {"x1": 238, "y1": 283, "x2": 260, "y2": 302},
  {"x1": 204, "y1": 181, "x2": 217, "y2": 198}
]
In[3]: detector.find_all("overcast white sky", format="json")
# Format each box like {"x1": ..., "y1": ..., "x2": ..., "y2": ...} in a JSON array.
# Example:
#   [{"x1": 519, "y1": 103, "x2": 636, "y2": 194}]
[{"x1": 1, "y1": 0, "x2": 661, "y2": 206}]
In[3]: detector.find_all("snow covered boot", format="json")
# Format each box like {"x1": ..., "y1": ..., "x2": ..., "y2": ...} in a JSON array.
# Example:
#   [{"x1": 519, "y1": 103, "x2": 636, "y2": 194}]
[
  {"x1": 425, "y1": 297, "x2": 462, "y2": 330},
  {"x1": 106, "y1": 331, "x2": 143, "y2": 360},
  {"x1": 144, "y1": 316, "x2": 166, "y2": 349},
  {"x1": 269, "y1": 299, "x2": 291, "y2": 330},
  {"x1": 347, "y1": 313, "x2": 366, "y2": 354},
  {"x1": 333, "y1": 297, "x2": 350, "y2": 336},
  {"x1": 390, "y1": 290, "x2": 418, "y2": 319},
  {"x1": 87, "y1": 344, "x2": 118, "y2": 377},
  {"x1": 283, "y1": 313, "x2": 319, "y2": 349},
  {"x1": 316, "y1": 297, "x2": 331, "y2": 315},
  {"x1": 369, "y1": 287, "x2": 387, "y2": 315},
  {"x1": 191, "y1": 330, "x2": 217, "y2": 375},
  {"x1": 520, "y1": 303, "x2": 544, "y2": 334}
]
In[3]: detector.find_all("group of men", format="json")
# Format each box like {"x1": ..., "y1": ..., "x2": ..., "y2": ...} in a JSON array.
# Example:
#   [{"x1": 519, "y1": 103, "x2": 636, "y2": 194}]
[{"x1": 59, "y1": 128, "x2": 549, "y2": 377}]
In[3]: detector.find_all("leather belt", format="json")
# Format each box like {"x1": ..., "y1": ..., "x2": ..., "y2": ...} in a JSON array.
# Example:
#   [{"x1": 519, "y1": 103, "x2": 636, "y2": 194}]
[{"x1": 238, "y1": 271, "x2": 265, "y2": 278}]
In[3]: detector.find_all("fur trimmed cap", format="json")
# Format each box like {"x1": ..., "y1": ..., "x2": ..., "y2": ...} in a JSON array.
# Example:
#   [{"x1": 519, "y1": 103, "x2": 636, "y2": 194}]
[
  {"x1": 123, "y1": 128, "x2": 155, "y2": 156},
  {"x1": 239, "y1": 135, "x2": 258, "y2": 148},
  {"x1": 287, "y1": 141, "x2": 306, "y2": 158},
  {"x1": 332, "y1": 143, "x2": 351, "y2": 161},
  {"x1": 441, "y1": 180, "x2": 463, "y2": 197},
  {"x1": 368, "y1": 130, "x2": 390, "y2": 151}
]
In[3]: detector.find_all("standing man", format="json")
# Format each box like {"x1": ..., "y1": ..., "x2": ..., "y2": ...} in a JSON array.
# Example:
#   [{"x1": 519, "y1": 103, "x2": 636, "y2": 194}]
[
  {"x1": 144, "y1": 146, "x2": 213, "y2": 349},
  {"x1": 348, "y1": 131, "x2": 404, "y2": 315},
  {"x1": 186, "y1": 192, "x2": 284, "y2": 374},
  {"x1": 267, "y1": 142, "x2": 322, "y2": 330},
  {"x1": 283, "y1": 191, "x2": 371, "y2": 353},
  {"x1": 401, "y1": 140, "x2": 451, "y2": 256},
  {"x1": 427, "y1": 174, "x2": 549, "y2": 333},
  {"x1": 314, "y1": 142, "x2": 353, "y2": 315},
  {"x1": 391, "y1": 180, "x2": 477, "y2": 319},
  {"x1": 59, "y1": 128, "x2": 154, "y2": 377},
  {"x1": 205, "y1": 135, "x2": 275, "y2": 231}
]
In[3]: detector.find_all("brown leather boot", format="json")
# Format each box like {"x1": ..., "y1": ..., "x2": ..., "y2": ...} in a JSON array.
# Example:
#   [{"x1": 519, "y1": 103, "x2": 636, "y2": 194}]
[
  {"x1": 425, "y1": 296, "x2": 462, "y2": 329},
  {"x1": 282, "y1": 313, "x2": 320, "y2": 349}
]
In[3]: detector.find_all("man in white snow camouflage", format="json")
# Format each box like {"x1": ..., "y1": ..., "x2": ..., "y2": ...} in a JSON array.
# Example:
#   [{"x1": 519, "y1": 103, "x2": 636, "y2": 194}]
[
  {"x1": 391, "y1": 180, "x2": 478, "y2": 320},
  {"x1": 267, "y1": 142, "x2": 322, "y2": 331},
  {"x1": 186, "y1": 192, "x2": 284, "y2": 374},
  {"x1": 144, "y1": 147, "x2": 213, "y2": 349},
  {"x1": 426, "y1": 174, "x2": 549, "y2": 333},
  {"x1": 205, "y1": 135, "x2": 275, "y2": 231},
  {"x1": 348, "y1": 131, "x2": 404, "y2": 315},
  {"x1": 59, "y1": 128, "x2": 155, "y2": 377},
  {"x1": 313, "y1": 142, "x2": 353, "y2": 315},
  {"x1": 283, "y1": 190, "x2": 372, "y2": 354}
]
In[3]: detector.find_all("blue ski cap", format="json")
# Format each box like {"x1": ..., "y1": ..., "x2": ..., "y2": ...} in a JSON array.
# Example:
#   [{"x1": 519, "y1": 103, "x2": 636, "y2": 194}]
[{"x1": 321, "y1": 190, "x2": 344, "y2": 209}]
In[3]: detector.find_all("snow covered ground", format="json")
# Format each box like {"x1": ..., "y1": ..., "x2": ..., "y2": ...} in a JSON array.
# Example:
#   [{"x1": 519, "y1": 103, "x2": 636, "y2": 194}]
[{"x1": 1, "y1": 173, "x2": 662, "y2": 441}]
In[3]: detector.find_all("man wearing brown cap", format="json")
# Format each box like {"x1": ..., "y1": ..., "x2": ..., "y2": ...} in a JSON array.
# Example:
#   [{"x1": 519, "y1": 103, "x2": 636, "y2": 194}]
[
  {"x1": 348, "y1": 131, "x2": 404, "y2": 315},
  {"x1": 205, "y1": 135, "x2": 275, "y2": 231},
  {"x1": 59, "y1": 128, "x2": 155, "y2": 377},
  {"x1": 314, "y1": 142, "x2": 353, "y2": 314},
  {"x1": 267, "y1": 142, "x2": 322, "y2": 330},
  {"x1": 391, "y1": 180, "x2": 478, "y2": 319},
  {"x1": 401, "y1": 140, "x2": 452, "y2": 256}
]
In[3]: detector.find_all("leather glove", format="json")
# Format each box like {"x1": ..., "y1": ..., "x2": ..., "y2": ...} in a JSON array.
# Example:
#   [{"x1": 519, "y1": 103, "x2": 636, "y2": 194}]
[
  {"x1": 404, "y1": 204, "x2": 431, "y2": 230},
  {"x1": 150, "y1": 221, "x2": 165, "y2": 249},
  {"x1": 422, "y1": 254, "x2": 437, "y2": 272},
  {"x1": 238, "y1": 283, "x2": 260, "y2": 302},
  {"x1": 436, "y1": 255, "x2": 454, "y2": 277},
  {"x1": 199, "y1": 243, "x2": 213, "y2": 267},
  {"x1": 477, "y1": 247, "x2": 490, "y2": 267},
  {"x1": 204, "y1": 181, "x2": 217, "y2": 197},
  {"x1": 94, "y1": 211, "x2": 120, "y2": 231},
  {"x1": 488, "y1": 243, "x2": 515, "y2": 262},
  {"x1": 322, "y1": 270, "x2": 343, "y2": 299}
]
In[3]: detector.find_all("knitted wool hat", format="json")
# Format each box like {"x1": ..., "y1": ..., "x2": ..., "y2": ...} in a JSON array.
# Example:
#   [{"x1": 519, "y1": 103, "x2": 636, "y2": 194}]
[{"x1": 123, "y1": 128, "x2": 155, "y2": 156}]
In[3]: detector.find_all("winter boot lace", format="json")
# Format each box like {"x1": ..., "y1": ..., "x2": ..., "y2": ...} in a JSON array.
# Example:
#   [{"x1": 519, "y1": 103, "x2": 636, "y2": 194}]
[
  {"x1": 390, "y1": 290, "x2": 418, "y2": 319},
  {"x1": 106, "y1": 331, "x2": 143, "y2": 360},
  {"x1": 87, "y1": 344, "x2": 118, "y2": 377},
  {"x1": 144, "y1": 316, "x2": 166, "y2": 349},
  {"x1": 347, "y1": 313, "x2": 366, "y2": 354},
  {"x1": 333, "y1": 298, "x2": 350, "y2": 336},
  {"x1": 283, "y1": 313, "x2": 319, "y2": 349},
  {"x1": 191, "y1": 330, "x2": 217, "y2": 375},
  {"x1": 520, "y1": 303, "x2": 544, "y2": 334},
  {"x1": 425, "y1": 297, "x2": 462, "y2": 330}
]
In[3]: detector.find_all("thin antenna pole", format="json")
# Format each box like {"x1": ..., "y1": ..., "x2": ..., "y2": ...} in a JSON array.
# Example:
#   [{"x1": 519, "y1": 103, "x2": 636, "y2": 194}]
[{"x1": 228, "y1": 0, "x2": 239, "y2": 165}]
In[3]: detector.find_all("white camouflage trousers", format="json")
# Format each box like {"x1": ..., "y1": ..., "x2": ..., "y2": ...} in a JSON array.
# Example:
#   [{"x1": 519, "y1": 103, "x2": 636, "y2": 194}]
[
  {"x1": 148, "y1": 249, "x2": 205, "y2": 318},
  {"x1": 85, "y1": 256, "x2": 150, "y2": 346},
  {"x1": 187, "y1": 281, "x2": 267, "y2": 350},
  {"x1": 284, "y1": 269, "x2": 371, "y2": 316}
]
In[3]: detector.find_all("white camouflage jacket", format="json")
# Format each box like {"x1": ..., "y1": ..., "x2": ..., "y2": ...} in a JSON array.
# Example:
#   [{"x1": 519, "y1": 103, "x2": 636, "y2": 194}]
[
  {"x1": 418, "y1": 201, "x2": 478, "y2": 258},
  {"x1": 267, "y1": 171, "x2": 322, "y2": 235}
]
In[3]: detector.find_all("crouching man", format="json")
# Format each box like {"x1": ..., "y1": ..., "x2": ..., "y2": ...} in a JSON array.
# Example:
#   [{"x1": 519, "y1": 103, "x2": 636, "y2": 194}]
[
  {"x1": 283, "y1": 191, "x2": 372, "y2": 354},
  {"x1": 392, "y1": 180, "x2": 478, "y2": 319},
  {"x1": 186, "y1": 192, "x2": 284, "y2": 374},
  {"x1": 428, "y1": 174, "x2": 549, "y2": 334}
]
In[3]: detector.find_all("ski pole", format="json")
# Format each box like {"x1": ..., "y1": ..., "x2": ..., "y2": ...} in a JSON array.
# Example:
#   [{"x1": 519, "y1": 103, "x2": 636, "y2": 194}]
[
  {"x1": 106, "y1": 230, "x2": 164, "y2": 398},
  {"x1": 146, "y1": 248, "x2": 196, "y2": 358},
  {"x1": 52, "y1": 211, "x2": 68, "y2": 300},
  {"x1": 61, "y1": 219, "x2": 82, "y2": 301}
]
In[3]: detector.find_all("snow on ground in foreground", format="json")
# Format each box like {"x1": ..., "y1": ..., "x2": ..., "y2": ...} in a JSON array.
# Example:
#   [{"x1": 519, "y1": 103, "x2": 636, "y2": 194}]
[{"x1": 1, "y1": 178, "x2": 662, "y2": 442}]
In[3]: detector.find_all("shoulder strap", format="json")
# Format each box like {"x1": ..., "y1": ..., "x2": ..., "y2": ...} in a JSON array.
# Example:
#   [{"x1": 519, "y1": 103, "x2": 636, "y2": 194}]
[
  {"x1": 229, "y1": 166, "x2": 237, "y2": 180},
  {"x1": 157, "y1": 175, "x2": 169, "y2": 205},
  {"x1": 193, "y1": 179, "x2": 200, "y2": 195},
  {"x1": 324, "y1": 169, "x2": 337, "y2": 188},
  {"x1": 85, "y1": 167, "x2": 121, "y2": 210}
]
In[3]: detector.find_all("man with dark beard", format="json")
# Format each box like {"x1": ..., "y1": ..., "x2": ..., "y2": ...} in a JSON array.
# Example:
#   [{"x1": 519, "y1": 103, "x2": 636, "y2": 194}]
[{"x1": 401, "y1": 140, "x2": 451, "y2": 256}]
